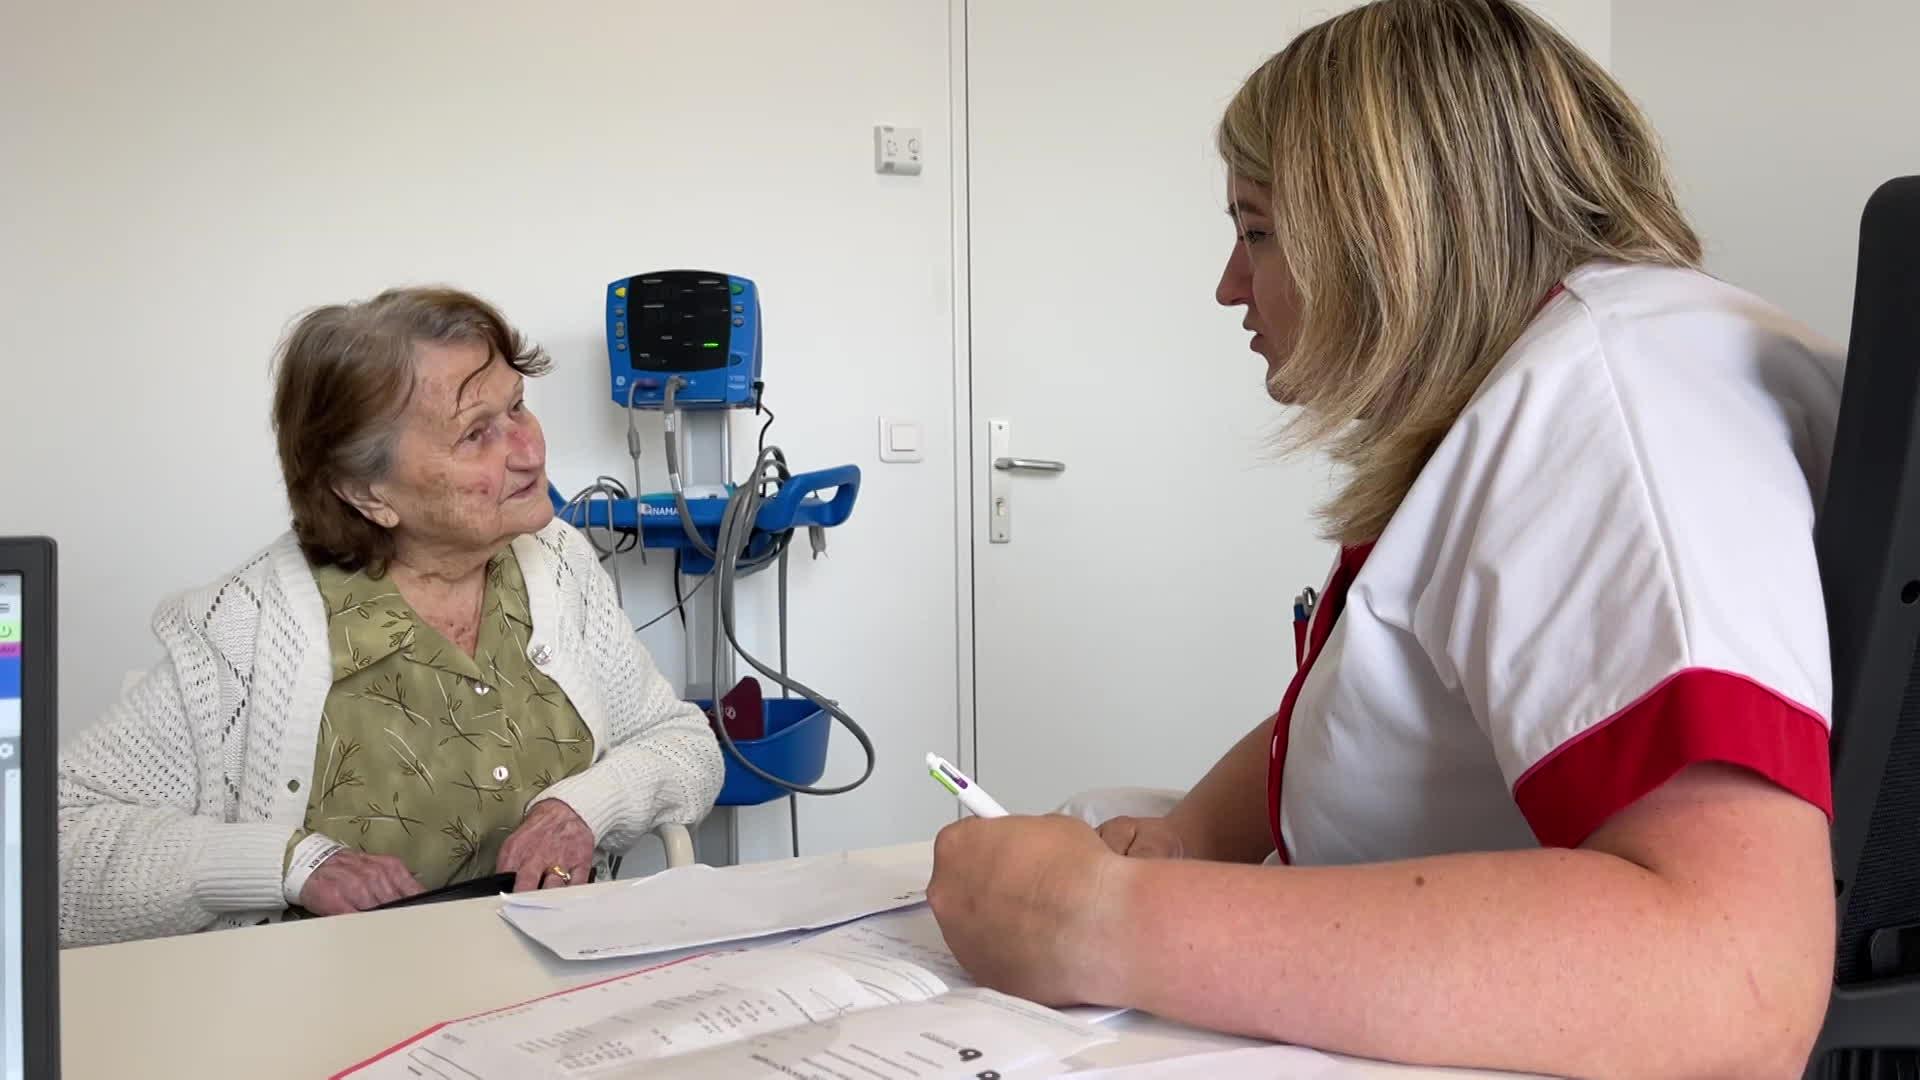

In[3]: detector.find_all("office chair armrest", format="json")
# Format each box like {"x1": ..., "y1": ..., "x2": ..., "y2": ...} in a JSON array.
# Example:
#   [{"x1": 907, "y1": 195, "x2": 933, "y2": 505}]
[{"x1": 653, "y1": 822, "x2": 696, "y2": 869}]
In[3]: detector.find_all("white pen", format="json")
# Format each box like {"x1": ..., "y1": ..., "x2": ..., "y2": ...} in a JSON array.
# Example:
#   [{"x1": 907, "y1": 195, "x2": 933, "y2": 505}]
[{"x1": 925, "y1": 752, "x2": 1009, "y2": 818}]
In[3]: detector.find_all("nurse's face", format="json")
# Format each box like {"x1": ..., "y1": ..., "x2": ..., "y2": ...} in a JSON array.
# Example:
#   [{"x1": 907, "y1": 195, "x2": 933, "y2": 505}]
[{"x1": 1215, "y1": 176, "x2": 1304, "y2": 403}]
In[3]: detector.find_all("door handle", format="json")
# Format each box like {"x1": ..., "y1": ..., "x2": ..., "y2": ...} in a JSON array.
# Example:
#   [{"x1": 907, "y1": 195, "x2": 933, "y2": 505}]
[
  {"x1": 992, "y1": 457, "x2": 1067, "y2": 473},
  {"x1": 987, "y1": 420, "x2": 1064, "y2": 544}
]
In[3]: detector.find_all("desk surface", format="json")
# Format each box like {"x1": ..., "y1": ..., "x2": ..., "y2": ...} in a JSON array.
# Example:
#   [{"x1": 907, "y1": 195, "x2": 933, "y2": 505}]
[{"x1": 60, "y1": 842, "x2": 1526, "y2": 1078}]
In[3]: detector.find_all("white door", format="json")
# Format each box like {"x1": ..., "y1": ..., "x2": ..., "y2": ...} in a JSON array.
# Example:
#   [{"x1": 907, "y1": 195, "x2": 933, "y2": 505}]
[{"x1": 962, "y1": 1, "x2": 1614, "y2": 814}]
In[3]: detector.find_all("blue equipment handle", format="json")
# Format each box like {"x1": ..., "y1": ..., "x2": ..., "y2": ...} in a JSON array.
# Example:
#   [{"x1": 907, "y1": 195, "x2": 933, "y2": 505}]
[
  {"x1": 548, "y1": 464, "x2": 860, "y2": 540},
  {"x1": 759, "y1": 465, "x2": 860, "y2": 531}
]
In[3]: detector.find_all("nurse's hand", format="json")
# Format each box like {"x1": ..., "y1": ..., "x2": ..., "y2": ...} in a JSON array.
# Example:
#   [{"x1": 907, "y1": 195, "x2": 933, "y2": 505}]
[
  {"x1": 927, "y1": 815, "x2": 1133, "y2": 1008},
  {"x1": 1095, "y1": 815, "x2": 1187, "y2": 859}
]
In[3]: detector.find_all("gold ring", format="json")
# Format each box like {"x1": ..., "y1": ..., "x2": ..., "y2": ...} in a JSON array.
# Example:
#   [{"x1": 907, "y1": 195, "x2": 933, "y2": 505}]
[{"x1": 547, "y1": 865, "x2": 572, "y2": 883}]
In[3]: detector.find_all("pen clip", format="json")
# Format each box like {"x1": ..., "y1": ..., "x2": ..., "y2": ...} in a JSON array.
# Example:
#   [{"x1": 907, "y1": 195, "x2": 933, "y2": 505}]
[{"x1": 1294, "y1": 586, "x2": 1318, "y2": 623}]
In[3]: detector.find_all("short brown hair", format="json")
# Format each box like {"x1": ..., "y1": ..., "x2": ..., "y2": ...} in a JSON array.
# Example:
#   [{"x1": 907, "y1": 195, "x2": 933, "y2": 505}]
[
  {"x1": 1218, "y1": 0, "x2": 1700, "y2": 544},
  {"x1": 270, "y1": 286, "x2": 552, "y2": 573}
]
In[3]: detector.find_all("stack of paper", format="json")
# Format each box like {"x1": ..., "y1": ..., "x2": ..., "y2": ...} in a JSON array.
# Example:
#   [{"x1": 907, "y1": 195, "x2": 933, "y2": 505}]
[
  {"x1": 336, "y1": 926, "x2": 1113, "y2": 1078},
  {"x1": 795, "y1": 907, "x2": 1129, "y2": 1026},
  {"x1": 498, "y1": 854, "x2": 928, "y2": 960},
  {"x1": 344, "y1": 850, "x2": 1479, "y2": 1080}
]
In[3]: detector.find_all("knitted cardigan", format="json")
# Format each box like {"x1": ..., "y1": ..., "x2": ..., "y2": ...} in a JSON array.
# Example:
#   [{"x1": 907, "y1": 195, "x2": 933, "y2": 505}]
[{"x1": 56, "y1": 520, "x2": 724, "y2": 945}]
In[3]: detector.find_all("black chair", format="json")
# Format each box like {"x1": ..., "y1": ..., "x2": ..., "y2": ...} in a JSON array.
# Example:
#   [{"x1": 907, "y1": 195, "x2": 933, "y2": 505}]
[{"x1": 1809, "y1": 175, "x2": 1920, "y2": 1078}]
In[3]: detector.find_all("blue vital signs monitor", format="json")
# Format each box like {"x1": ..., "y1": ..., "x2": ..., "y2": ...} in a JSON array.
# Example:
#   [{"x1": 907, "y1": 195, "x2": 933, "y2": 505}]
[{"x1": 607, "y1": 270, "x2": 762, "y2": 409}]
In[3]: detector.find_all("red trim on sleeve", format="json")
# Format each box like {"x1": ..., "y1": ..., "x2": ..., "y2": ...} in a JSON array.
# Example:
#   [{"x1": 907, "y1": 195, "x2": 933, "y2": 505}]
[{"x1": 1511, "y1": 667, "x2": 1833, "y2": 849}]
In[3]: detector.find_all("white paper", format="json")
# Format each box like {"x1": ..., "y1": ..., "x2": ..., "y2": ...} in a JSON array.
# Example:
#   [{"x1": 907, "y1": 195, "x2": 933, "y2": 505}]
[
  {"x1": 789, "y1": 906, "x2": 975, "y2": 986},
  {"x1": 342, "y1": 944, "x2": 1112, "y2": 1079},
  {"x1": 1064, "y1": 1045, "x2": 1349, "y2": 1079},
  {"x1": 498, "y1": 854, "x2": 927, "y2": 961},
  {"x1": 793, "y1": 907, "x2": 1131, "y2": 1025},
  {"x1": 642, "y1": 989, "x2": 1113, "y2": 1080}
]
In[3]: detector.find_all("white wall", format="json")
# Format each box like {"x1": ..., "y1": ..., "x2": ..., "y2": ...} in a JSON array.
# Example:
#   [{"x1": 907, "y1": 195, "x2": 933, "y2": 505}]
[
  {"x1": 0, "y1": 0, "x2": 1620, "y2": 867},
  {"x1": 1535, "y1": 0, "x2": 1611, "y2": 69},
  {"x1": 957, "y1": 0, "x2": 1609, "y2": 811},
  {"x1": 0, "y1": 1, "x2": 961, "y2": 858},
  {"x1": 1612, "y1": 0, "x2": 1920, "y2": 343}
]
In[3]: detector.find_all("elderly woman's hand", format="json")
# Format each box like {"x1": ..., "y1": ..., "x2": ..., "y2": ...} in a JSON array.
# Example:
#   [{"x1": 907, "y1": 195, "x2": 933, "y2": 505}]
[
  {"x1": 498, "y1": 799, "x2": 595, "y2": 891},
  {"x1": 300, "y1": 850, "x2": 425, "y2": 915}
]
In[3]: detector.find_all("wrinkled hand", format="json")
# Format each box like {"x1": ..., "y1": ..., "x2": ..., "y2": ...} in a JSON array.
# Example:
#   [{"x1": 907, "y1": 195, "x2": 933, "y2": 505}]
[
  {"x1": 299, "y1": 850, "x2": 425, "y2": 916},
  {"x1": 926, "y1": 814, "x2": 1132, "y2": 1008},
  {"x1": 1095, "y1": 815, "x2": 1188, "y2": 860},
  {"x1": 497, "y1": 799, "x2": 595, "y2": 892}
]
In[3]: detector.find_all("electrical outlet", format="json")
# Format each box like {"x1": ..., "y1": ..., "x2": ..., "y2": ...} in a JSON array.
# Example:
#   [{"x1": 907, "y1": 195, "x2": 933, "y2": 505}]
[{"x1": 874, "y1": 124, "x2": 923, "y2": 176}]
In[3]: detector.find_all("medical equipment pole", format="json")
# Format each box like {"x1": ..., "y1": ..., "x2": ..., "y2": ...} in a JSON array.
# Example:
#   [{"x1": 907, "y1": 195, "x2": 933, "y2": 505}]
[{"x1": 677, "y1": 409, "x2": 740, "y2": 863}]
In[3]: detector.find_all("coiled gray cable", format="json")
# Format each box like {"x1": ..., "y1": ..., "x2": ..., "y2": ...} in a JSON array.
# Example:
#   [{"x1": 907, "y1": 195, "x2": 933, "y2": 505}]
[{"x1": 658, "y1": 376, "x2": 874, "y2": 798}]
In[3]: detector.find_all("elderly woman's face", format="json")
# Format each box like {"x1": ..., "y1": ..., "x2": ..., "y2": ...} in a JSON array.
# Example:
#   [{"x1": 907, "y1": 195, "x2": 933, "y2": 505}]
[
  {"x1": 368, "y1": 340, "x2": 552, "y2": 560},
  {"x1": 1215, "y1": 176, "x2": 1305, "y2": 403}
]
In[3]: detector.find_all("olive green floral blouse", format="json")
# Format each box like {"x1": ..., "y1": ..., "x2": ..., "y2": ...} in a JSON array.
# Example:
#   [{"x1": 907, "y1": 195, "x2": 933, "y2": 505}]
[{"x1": 292, "y1": 551, "x2": 597, "y2": 889}]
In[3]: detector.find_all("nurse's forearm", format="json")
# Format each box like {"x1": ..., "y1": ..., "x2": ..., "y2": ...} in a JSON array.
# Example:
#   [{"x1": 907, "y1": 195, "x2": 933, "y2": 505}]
[
  {"x1": 1164, "y1": 717, "x2": 1277, "y2": 864},
  {"x1": 1097, "y1": 845, "x2": 1820, "y2": 1079}
]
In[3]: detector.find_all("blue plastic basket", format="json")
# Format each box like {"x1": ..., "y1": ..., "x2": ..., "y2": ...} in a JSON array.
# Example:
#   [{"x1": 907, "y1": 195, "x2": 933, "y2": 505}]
[{"x1": 695, "y1": 697, "x2": 832, "y2": 806}]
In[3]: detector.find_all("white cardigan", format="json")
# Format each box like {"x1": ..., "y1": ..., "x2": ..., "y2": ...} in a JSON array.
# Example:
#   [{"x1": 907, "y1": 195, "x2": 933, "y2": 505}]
[{"x1": 56, "y1": 521, "x2": 724, "y2": 946}]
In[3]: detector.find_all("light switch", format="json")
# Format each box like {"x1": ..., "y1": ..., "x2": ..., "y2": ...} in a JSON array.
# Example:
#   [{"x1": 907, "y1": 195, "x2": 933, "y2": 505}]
[{"x1": 879, "y1": 418, "x2": 924, "y2": 464}]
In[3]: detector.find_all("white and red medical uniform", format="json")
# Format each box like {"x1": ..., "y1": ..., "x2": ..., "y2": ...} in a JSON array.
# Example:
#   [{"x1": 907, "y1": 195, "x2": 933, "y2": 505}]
[{"x1": 1271, "y1": 261, "x2": 1845, "y2": 864}]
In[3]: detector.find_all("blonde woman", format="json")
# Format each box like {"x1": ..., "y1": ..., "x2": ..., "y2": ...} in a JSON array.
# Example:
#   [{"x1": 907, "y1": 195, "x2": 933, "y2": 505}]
[{"x1": 927, "y1": 1, "x2": 1840, "y2": 1075}]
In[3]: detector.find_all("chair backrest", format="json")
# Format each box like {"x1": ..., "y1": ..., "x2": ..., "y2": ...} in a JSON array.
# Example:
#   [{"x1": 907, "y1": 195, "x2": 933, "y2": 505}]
[{"x1": 1809, "y1": 175, "x2": 1920, "y2": 1074}]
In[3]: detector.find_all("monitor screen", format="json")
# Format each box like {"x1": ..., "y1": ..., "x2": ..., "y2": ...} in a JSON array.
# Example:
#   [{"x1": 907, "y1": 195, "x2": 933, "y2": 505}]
[
  {"x1": 0, "y1": 573, "x2": 21, "y2": 1080},
  {"x1": 629, "y1": 273, "x2": 733, "y2": 374}
]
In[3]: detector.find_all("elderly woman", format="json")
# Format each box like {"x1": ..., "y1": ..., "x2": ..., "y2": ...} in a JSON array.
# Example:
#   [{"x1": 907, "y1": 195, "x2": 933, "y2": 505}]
[{"x1": 58, "y1": 286, "x2": 724, "y2": 945}]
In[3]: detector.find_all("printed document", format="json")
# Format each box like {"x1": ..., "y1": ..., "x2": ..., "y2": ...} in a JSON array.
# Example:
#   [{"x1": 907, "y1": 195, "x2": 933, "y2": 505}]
[
  {"x1": 794, "y1": 907, "x2": 1129, "y2": 1025},
  {"x1": 335, "y1": 938, "x2": 1111, "y2": 1079},
  {"x1": 498, "y1": 854, "x2": 927, "y2": 961}
]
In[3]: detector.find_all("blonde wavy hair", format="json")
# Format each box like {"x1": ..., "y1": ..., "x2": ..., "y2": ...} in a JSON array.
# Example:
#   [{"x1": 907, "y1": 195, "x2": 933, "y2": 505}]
[{"x1": 1220, "y1": 0, "x2": 1702, "y2": 544}]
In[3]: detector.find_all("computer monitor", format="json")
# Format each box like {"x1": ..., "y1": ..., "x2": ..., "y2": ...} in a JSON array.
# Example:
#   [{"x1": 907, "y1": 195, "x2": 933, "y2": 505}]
[{"x1": 0, "y1": 539, "x2": 58, "y2": 1079}]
